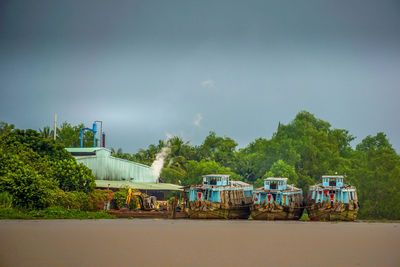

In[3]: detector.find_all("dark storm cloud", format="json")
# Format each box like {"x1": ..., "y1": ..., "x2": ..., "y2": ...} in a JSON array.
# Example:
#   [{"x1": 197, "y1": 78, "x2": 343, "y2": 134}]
[{"x1": 1, "y1": 0, "x2": 399, "y2": 152}]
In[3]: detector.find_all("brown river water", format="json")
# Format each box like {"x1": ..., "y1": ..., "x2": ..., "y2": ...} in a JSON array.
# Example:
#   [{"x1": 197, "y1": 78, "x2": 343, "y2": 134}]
[{"x1": 0, "y1": 219, "x2": 399, "y2": 267}]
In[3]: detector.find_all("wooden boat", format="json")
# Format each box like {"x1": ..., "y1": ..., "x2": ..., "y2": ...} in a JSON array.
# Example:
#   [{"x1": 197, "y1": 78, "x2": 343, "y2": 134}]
[
  {"x1": 107, "y1": 209, "x2": 187, "y2": 219},
  {"x1": 187, "y1": 174, "x2": 253, "y2": 219},
  {"x1": 305, "y1": 175, "x2": 359, "y2": 221},
  {"x1": 250, "y1": 178, "x2": 304, "y2": 220}
]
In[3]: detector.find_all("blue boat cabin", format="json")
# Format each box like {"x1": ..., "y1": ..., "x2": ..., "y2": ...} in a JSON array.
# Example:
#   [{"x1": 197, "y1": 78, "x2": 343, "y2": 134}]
[
  {"x1": 253, "y1": 178, "x2": 302, "y2": 206},
  {"x1": 309, "y1": 175, "x2": 357, "y2": 204},
  {"x1": 189, "y1": 174, "x2": 253, "y2": 203}
]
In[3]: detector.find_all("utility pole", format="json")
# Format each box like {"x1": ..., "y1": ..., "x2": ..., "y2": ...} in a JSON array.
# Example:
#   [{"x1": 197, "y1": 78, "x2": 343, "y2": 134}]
[
  {"x1": 53, "y1": 113, "x2": 57, "y2": 140},
  {"x1": 95, "y1": 120, "x2": 103, "y2": 147}
]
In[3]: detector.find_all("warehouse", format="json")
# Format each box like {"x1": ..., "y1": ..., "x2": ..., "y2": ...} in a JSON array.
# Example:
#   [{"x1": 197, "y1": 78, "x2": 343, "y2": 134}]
[{"x1": 66, "y1": 147, "x2": 182, "y2": 199}]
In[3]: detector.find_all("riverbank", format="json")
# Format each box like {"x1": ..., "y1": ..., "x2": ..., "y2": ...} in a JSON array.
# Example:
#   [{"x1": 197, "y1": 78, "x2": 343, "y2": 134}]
[
  {"x1": 1, "y1": 220, "x2": 399, "y2": 266},
  {"x1": 0, "y1": 207, "x2": 116, "y2": 219}
]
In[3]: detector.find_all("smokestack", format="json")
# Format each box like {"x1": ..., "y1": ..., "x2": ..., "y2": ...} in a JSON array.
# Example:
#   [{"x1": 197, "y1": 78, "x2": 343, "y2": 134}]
[{"x1": 102, "y1": 133, "x2": 106, "y2": 147}]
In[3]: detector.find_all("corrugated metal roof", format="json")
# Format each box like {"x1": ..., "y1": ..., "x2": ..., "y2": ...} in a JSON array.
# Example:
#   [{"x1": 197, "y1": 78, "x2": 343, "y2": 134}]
[
  {"x1": 203, "y1": 174, "x2": 230, "y2": 178},
  {"x1": 95, "y1": 180, "x2": 183, "y2": 191},
  {"x1": 66, "y1": 147, "x2": 157, "y2": 183},
  {"x1": 264, "y1": 177, "x2": 288, "y2": 181},
  {"x1": 230, "y1": 181, "x2": 251, "y2": 187},
  {"x1": 66, "y1": 147, "x2": 111, "y2": 153}
]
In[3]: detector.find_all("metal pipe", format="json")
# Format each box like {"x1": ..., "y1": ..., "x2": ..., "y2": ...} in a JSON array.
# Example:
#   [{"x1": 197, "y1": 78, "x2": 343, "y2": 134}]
[
  {"x1": 95, "y1": 120, "x2": 103, "y2": 147},
  {"x1": 80, "y1": 122, "x2": 98, "y2": 148}
]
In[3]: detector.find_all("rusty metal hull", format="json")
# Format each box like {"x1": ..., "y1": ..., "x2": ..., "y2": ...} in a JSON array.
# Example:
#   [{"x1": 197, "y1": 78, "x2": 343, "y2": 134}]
[
  {"x1": 306, "y1": 202, "x2": 359, "y2": 221},
  {"x1": 188, "y1": 201, "x2": 250, "y2": 219},
  {"x1": 250, "y1": 204, "x2": 304, "y2": 220},
  {"x1": 107, "y1": 210, "x2": 188, "y2": 219}
]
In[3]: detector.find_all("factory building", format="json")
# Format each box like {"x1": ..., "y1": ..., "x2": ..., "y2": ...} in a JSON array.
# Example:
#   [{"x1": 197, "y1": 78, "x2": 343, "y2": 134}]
[{"x1": 66, "y1": 147, "x2": 182, "y2": 199}]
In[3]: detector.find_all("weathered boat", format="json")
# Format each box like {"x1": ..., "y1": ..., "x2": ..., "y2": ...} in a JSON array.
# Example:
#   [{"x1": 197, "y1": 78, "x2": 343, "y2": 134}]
[
  {"x1": 305, "y1": 175, "x2": 359, "y2": 221},
  {"x1": 187, "y1": 174, "x2": 253, "y2": 219},
  {"x1": 250, "y1": 177, "x2": 304, "y2": 220}
]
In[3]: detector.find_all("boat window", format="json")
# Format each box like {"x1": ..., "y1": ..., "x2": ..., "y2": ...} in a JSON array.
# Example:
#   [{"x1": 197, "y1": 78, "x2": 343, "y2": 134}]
[
  {"x1": 270, "y1": 181, "x2": 278, "y2": 189},
  {"x1": 210, "y1": 178, "x2": 216, "y2": 185},
  {"x1": 350, "y1": 192, "x2": 353, "y2": 200},
  {"x1": 329, "y1": 178, "x2": 336, "y2": 186}
]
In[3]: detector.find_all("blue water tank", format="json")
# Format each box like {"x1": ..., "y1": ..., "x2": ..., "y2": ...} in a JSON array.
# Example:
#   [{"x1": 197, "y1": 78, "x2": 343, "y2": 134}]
[{"x1": 92, "y1": 122, "x2": 98, "y2": 133}]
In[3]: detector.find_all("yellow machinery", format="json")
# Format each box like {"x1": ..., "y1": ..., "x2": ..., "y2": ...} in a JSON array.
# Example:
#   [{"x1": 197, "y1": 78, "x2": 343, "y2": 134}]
[{"x1": 126, "y1": 189, "x2": 158, "y2": 210}]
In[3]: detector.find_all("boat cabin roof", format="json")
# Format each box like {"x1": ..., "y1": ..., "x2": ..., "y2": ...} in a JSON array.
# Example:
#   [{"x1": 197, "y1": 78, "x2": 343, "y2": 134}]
[
  {"x1": 322, "y1": 175, "x2": 344, "y2": 179},
  {"x1": 264, "y1": 177, "x2": 288, "y2": 182},
  {"x1": 230, "y1": 181, "x2": 251, "y2": 187},
  {"x1": 203, "y1": 174, "x2": 230, "y2": 178}
]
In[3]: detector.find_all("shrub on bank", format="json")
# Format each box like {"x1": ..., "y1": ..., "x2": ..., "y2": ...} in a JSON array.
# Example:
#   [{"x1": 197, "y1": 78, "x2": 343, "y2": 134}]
[
  {"x1": 28, "y1": 207, "x2": 116, "y2": 219},
  {"x1": 0, "y1": 208, "x2": 33, "y2": 219},
  {"x1": 0, "y1": 191, "x2": 13, "y2": 209},
  {"x1": 0, "y1": 129, "x2": 97, "y2": 210},
  {"x1": 111, "y1": 187, "x2": 143, "y2": 210},
  {"x1": 0, "y1": 207, "x2": 116, "y2": 219},
  {"x1": 88, "y1": 189, "x2": 113, "y2": 211}
]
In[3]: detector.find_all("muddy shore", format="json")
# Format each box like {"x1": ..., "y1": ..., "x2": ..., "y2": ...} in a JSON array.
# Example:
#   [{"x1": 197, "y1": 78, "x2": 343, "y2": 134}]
[{"x1": 1, "y1": 220, "x2": 399, "y2": 267}]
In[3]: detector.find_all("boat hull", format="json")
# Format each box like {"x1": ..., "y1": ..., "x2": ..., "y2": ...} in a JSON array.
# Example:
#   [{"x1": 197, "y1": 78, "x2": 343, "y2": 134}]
[
  {"x1": 306, "y1": 202, "x2": 359, "y2": 221},
  {"x1": 250, "y1": 203, "x2": 304, "y2": 220},
  {"x1": 188, "y1": 200, "x2": 250, "y2": 219}
]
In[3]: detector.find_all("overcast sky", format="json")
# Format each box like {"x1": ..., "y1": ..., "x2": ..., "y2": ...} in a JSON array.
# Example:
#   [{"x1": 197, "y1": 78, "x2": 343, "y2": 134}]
[{"x1": 1, "y1": 0, "x2": 399, "y2": 153}]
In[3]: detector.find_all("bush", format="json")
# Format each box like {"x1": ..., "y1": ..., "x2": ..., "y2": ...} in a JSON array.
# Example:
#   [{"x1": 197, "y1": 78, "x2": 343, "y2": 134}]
[
  {"x1": 0, "y1": 207, "x2": 116, "y2": 219},
  {"x1": 28, "y1": 207, "x2": 116, "y2": 219},
  {"x1": 0, "y1": 191, "x2": 13, "y2": 208},
  {"x1": 87, "y1": 189, "x2": 113, "y2": 211},
  {"x1": 111, "y1": 188, "x2": 142, "y2": 210},
  {"x1": 0, "y1": 151, "x2": 57, "y2": 209},
  {"x1": 0, "y1": 208, "x2": 32, "y2": 219},
  {"x1": 51, "y1": 159, "x2": 96, "y2": 192},
  {"x1": 0, "y1": 128, "x2": 98, "y2": 211}
]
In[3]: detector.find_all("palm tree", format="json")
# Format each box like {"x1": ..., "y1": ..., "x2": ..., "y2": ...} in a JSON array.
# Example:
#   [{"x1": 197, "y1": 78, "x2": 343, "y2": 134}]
[
  {"x1": 0, "y1": 122, "x2": 15, "y2": 135},
  {"x1": 39, "y1": 126, "x2": 53, "y2": 139}
]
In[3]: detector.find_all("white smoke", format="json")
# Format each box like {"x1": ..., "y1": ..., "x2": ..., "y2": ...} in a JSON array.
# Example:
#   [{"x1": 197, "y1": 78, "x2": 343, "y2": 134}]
[
  {"x1": 151, "y1": 146, "x2": 170, "y2": 183},
  {"x1": 193, "y1": 113, "x2": 203, "y2": 127},
  {"x1": 201, "y1": 79, "x2": 216, "y2": 89}
]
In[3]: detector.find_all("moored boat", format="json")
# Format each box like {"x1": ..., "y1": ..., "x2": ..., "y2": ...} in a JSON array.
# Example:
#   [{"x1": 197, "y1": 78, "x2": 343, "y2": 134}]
[
  {"x1": 305, "y1": 175, "x2": 359, "y2": 221},
  {"x1": 250, "y1": 177, "x2": 304, "y2": 220},
  {"x1": 187, "y1": 174, "x2": 253, "y2": 219}
]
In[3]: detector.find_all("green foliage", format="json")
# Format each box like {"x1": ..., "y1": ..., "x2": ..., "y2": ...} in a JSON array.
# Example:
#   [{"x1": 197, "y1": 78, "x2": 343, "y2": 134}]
[
  {"x1": 112, "y1": 188, "x2": 129, "y2": 209},
  {"x1": 180, "y1": 160, "x2": 239, "y2": 186},
  {"x1": 300, "y1": 209, "x2": 310, "y2": 221},
  {"x1": 57, "y1": 122, "x2": 97, "y2": 148},
  {"x1": 264, "y1": 160, "x2": 298, "y2": 184},
  {"x1": 0, "y1": 207, "x2": 116, "y2": 219},
  {"x1": 161, "y1": 166, "x2": 187, "y2": 185},
  {"x1": 0, "y1": 208, "x2": 33, "y2": 219},
  {"x1": 28, "y1": 207, "x2": 116, "y2": 219},
  {"x1": 0, "y1": 150, "x2": 57, "y2": 209},
  {"x1": 0, "y1": 191, "x2": 13, "y2": 208},
  {"x1": 253, "y1": 178, "x2": 264, "y2": 189},
  {"x1": 199, "y1": 131, "x2": 238, "y2": 167},
  {"x1": 87, "y1": 189, "x2": 113, "y2": 211},
  {"x1": 122, "y1": 111, "x2": 400, "y2": 220},
  {"x1": 0, "y1": 122, "x2": 15, "y2": 136},
  {"x1": 350, "y1": 133, "x2": 400, "y2": 220},
  {"x1": 39, "y1": 126, "x2": 53, "y2": 139},
  {"x1": 0, "y1": 127, "x2": 96, "y2": 210},
  {"x1": 2, "y1": 109, "x2": 400, "y2": 220},
  {"x1": 111, "y1": 188, "x2": 141, "y2": 210},
  {"x1": 51, "y1": 159, "x2": 95, "y2": 192}
]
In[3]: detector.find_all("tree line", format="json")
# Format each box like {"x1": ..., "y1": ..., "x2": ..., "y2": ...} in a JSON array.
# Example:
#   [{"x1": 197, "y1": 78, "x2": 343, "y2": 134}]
[
  {"x1": 1, "y1": 110, "x2": 399, "y2": 219},
  {"x1": 0, "y1": 122, "x2": 112, "y2": 214},
  {"x1": 111, "y1": 111, "x2": 400, "y2": 220}
]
